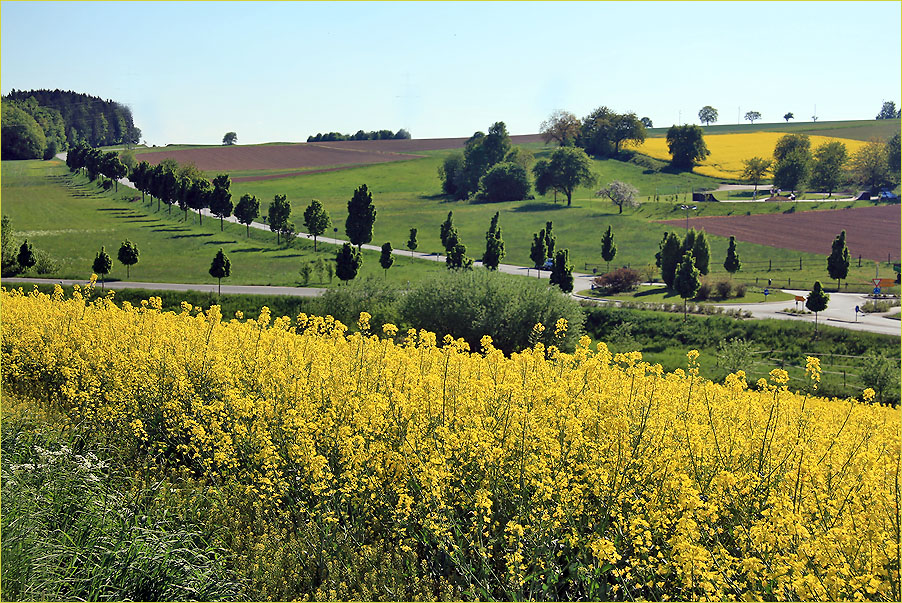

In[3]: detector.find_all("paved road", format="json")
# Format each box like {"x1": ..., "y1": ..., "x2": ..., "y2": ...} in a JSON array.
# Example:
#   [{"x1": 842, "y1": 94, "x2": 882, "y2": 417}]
[{"x1": 48, "y1": 155, "x2": 898, "y2": 336}]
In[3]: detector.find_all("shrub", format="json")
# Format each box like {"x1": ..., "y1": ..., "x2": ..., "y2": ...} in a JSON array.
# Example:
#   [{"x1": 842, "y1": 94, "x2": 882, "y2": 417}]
[
  {"x1": 477, "y1": 162, "x2": 531, "y2": 202},
  {"x1": 715, "y1": 279, "x2": 732, "y2": 299},
  {"x1": 695, "y1": 280, "x2": 712, "y2": 301},
  {"x1": 33, "y1": 250, "x2": 59, "y2": 275},
  {"x1": 734, "y1": 282, "x2": 747, "y2": 297},
  {"x1": 592, "y1": 267, "x2": 642, "y2": 294},
  {"x1": 399, "y1": 269, "x2": 583, "y2": 354}
]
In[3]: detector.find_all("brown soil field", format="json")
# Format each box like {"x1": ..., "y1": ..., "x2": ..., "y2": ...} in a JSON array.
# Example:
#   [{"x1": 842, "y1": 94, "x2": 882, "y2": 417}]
[
  {"x1": 134, "y1": 135, "x2": 547, "y2": 173},
  {"x1": 133, "y1": 143, "x2": 424, "y2": 172},
  {"x1": 659, "y1": 204, "x2": 901, "y2": 263}
]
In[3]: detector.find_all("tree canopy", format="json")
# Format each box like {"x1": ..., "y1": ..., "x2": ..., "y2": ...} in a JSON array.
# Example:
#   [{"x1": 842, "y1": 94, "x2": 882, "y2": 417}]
[
  {"x1": 346, "y1": 184, "x2": 377, "y2": 249},
  {"x1": 539, "y1": 110, "x2": 580, "y2": 146},
  {"x1": 665, "y1": 125, "x2": 710, "y2": 169},
  {"x1": 595, "y1": 180, "x2": 639, "y2": 214},
  {"x1": 744, "y1": 111, "x2": 761, "y2": 124},
  {"x1": 533, "y1": 146, "x2": 596, "y2": 206},
  {"x1": 698, "y1": 106, "x2": 718, "y2": 126},
  {"x1": 222, "y1": 132, "x2": 237, "y2": 145}
]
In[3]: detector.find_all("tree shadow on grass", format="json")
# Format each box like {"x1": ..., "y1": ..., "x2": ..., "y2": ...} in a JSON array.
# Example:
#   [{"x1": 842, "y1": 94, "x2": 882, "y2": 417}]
[
  {"x1": 204, "y1": 240, "x2": 238, "y2": 246},
  {"x1": 151, "y1": 227, "x2": 190, "y2": 233},
  {"x1": 511, "y1": 202, "x2": 570, "y2": 213},
  {"x1": 98, "y1": 207, "x2": 134, "y2": 213},
  {"x1": 229, "y1": 247, "x2": 268, "y2": 253},
  {"x1": 633, "y1": 286, "x2": 680, "y2": 300},
  {"x1": 123, "y1": 218, "x2": 160, "y2": 223},
  {"x1": 171, "y1": 233, "x2": 213, "y2": 239}
]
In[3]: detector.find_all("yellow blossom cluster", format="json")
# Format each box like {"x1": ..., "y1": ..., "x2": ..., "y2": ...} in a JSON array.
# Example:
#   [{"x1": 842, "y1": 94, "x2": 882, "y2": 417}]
[{"x1": 1, "y1": 285, "x2": 898, "y2": 601}]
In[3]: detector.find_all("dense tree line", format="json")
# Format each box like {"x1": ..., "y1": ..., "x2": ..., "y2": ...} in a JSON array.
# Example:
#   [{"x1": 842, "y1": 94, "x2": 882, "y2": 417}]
[
  {"x1": 540, "y1": 107, "x2": 648, "y2": 158},
  {"x1": 4, "y1": 89, "x2": 141, "y2": 148},
  {"x1": 1, "y1": 97, "x2": 68, "y2": 160},
  {"x1": 307, "y1": 128, "x2": 411, "y2": 142}
]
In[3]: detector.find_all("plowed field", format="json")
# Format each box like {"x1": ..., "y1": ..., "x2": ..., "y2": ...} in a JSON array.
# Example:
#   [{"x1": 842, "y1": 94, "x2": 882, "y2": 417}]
[
  {"x1": 133, "y1": 134, "x2": 546, "y2": 176},
  {"x1": 659, "y1": 204, "x2": 900, "y2": 262}
]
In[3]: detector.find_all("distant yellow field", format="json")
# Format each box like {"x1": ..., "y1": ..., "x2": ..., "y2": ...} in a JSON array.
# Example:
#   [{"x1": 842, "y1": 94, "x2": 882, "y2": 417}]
[{"x1": 637, "y1": 132, "x2": 868, "y2": 180}]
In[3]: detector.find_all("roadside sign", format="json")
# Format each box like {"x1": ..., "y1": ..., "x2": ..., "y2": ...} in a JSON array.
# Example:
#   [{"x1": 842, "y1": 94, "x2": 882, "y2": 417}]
[
  {"x1": 794, "y1": 295, "x2": 805, "y2": 302},
  {"x1": 874, "y1": 286, "x2": 881, "y2": 295},
  {"x1": 763, "y1": 288, "x2": 769, "y2": 298},
  {"x1": 872, "y1": 278, "x2": 895, "y2": 287}
]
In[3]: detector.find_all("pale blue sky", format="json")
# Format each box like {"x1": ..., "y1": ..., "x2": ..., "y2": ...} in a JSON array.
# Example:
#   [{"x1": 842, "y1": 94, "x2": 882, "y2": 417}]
[{"x1": 2, "y1": 1, "x2": 899, "y2": 145}]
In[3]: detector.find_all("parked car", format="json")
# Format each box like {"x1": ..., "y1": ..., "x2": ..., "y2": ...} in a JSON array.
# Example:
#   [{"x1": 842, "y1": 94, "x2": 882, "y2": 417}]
[
  {"x1": 878, "y1": 189, "x2": 900, "y2": 202},
  {"x1": 542, "y1": 258, "x2": 554, "y2": 270}
]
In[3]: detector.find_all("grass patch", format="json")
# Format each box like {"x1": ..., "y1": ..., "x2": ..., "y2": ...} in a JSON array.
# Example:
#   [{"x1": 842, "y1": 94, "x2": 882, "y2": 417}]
[{"x1": 578, "y1": 284, "x2": 794, "y2": 304}]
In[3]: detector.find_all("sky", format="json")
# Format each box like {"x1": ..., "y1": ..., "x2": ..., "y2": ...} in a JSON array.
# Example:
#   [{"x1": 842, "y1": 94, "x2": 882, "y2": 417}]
[{"x1": 2, "y1": 1, "x2": 900, "y2": 146}]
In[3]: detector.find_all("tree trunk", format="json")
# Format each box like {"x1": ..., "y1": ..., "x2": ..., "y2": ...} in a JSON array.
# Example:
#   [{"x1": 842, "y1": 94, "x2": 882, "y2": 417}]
[
  {"x1": 126, "y1": 265, "x2": 130, "y2": 279},
  {"x1": 198, "y1": 210, "x2": 202, "y2": 225},
  {"x1": 618, "y1": 203, "x2": 622, "y2": 214},
  {"x1": 246, "y1": 224, "x2": 250, "y2": 237},
  {"x1": 218, "y1": 277, "x2": 221, "y2": 296},
  {"x1": 567, "y1": 190, "x2": 572, "y2": 206},
  {"x1": 220, "y1": 216, "x2": 224, "y2": 232}
]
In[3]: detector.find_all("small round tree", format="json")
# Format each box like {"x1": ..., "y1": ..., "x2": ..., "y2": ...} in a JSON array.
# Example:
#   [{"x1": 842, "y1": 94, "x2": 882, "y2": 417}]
[
  {"x1": 117, "y1": 239, "x2": 139, "y2": 279},
  {"x1": 92, "y1": 246, "x2": 112, "y2": 290},
  {"x1": 806, "y1": 281, "x2": 830, "y2": 335},
  {"x1": 303, "y1": 199, "x2": 332, "y2": 252},
  {"x1": 674, "y1": 251, "x2": 701, "y2": 319},
  {"x1": 209, "y1": 248, "x2": 231, "y2": 295}
]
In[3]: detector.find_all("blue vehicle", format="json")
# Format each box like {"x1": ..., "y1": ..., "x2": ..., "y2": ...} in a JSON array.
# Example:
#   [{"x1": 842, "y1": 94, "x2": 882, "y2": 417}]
[{"x1": 542, "y1": 258, "x2": 554, "y2": 270}]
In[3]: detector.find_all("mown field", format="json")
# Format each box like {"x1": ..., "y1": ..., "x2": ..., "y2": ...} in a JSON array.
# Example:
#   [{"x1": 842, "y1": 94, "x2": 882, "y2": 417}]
[{"x1": 2, "y1": 287, "x2": 898, "y2": 601}]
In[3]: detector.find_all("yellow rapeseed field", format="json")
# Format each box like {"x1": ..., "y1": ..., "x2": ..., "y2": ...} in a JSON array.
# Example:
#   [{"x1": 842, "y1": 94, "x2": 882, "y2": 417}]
[
  {"x1": 638, "y1": 132, "x2": 868, "y2": 180},
  {"x1": 2, "y1": 283, "x2": 899, "y2": 601}
]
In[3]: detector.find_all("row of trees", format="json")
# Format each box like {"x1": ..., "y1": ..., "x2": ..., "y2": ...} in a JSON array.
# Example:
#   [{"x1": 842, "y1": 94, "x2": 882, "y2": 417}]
[
  {"x1": 306, "y1": 129, "x2": 411, "y2": 142},
  {"x1": 698, "y1": 101, "x2": 902, "y2": 126},
  {"x1": 741, "y1": 133, "x2": 901, "y2": 196},
  {"x1": 66, "y1": 144, "x2": 128, "y2": 190},
  {"x1": 539, "y1": 107, "x2": 649, "y2": 157}
]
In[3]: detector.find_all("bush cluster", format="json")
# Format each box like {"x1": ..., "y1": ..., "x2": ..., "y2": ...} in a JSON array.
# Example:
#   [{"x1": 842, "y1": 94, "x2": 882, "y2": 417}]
[{"x1": 592, "y1": 267, "x2": 642, "y2": 294}]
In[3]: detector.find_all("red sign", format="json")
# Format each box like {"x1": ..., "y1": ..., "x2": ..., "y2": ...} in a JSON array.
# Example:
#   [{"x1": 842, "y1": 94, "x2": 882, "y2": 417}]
[
  {"x1": 872, "y1": 278, "x2": 895, "y2": 287},
  {"x1": 794, "y1": 295, "x2": 806, "y2": 302}
]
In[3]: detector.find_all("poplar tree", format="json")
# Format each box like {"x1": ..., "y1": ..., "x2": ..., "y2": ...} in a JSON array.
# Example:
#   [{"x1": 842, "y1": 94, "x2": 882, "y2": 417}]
[
  {"x1": 379, "y1": 242, "x2": 394, "y2": 276},
  {"x1": 723, "y1": 235, "x2": 741, "y2": 276},
  {"x1": 209, "y1": 173, "x2": 233, "y2": 231},
  {"x1": 530, "y1": 230, "x2": 547, "y2": 269},
  {"x1": 482, "y1": 212, "x2": 505, "y2": 270},
  {"x1": 16, "y1": 240, "x2": 36, "y2": 273},
  {"x1": 692, "y1": 230, "x2": 711, "y2": 275},
  {"x1": 549, "y1": 248, "x2": 573, "y2": 293},
  {"x1": 440, "y1": 211, "x2": 455, "y2": 251},
  {"x1": 544, "y1": 221, "x2": 556, "y2": 258},
  {"x1": 827, "y1": 230, "x2": 850, "y2": 290},
  {"x1": 346, "y1": 184, "x2": 376, "y2": 250},
  {"x1": 406, "y1": 228, "x2": 418, "y2": 257},
  {"x1": 656, "y1": 232, "x2": 682, "y2": 288},
  {"x1": 674, "y1": 251, "x2": 701, "y2": 319},
  {"x1": 600, "y1": 226, "x2": 616, "y2": 271}
]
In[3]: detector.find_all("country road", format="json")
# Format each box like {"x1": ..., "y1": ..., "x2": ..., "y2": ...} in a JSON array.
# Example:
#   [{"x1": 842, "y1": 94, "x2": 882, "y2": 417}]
[{"x1": 43, "y1": 155, "x2": 900, "y2": 337}]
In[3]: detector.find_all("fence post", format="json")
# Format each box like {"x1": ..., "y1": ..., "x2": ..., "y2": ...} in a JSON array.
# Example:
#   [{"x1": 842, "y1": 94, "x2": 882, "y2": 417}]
[
  {"x1": 788, "y1": 277, "x2": 791, "y2": 288},
  {"x1": 800, "y1": 257, "x2": 802, "y2": 270},
  {"x1": 768, "y1": 259, "x2": 772, "y2": 271},
  {"x1": 859, "y1": 255, "x2": 862, "y2": 268}
]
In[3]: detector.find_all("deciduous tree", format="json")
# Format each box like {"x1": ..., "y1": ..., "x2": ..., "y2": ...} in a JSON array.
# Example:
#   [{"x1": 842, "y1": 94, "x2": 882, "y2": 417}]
[
  {"x1": 665, "y1": 125, "x2": 710, "y2": 169},
  {"x1": 744, "y1": 111, "x2": 761, "y2": 125},
  {"x1": 698, "y1": 106, "x2": 718, "y2": 126},
  {"x1": 209, "y1": 248, "x2": 231, "y2": 295},
  {"x1": 595, "y1": 180, "x2": 639, "y2": 214},
  {"x1": 674, "y1": 251, "x2": 701, "y2": 318},
  {"x1": 117, "y1": 239, "x2": 139, "y2": 278},
  {"x1": 478, "y1": 162, "x2": 530, "y2": 202},
  {"x1": 533, "y1": 146, "x2": 596, "y2": 206},
  {"x1": 876, "y1": 101, "x2": 899, "y2": 120},
  {"x1": 849, "y1": 140, "x2": 894, "y2": 192},
  {"x1": 209, "y1": 173, "x2": 233, "y2": 231},
  {"x1": 303, "y1": 199, "x2": 331, "y2": 251},
  {"x1": 806, "y1": 281, "x2": 829, "y2": 334},
  {"x1": 268, "y1": 194, "x2": 291, "y2": 244},
  {"x1": 234, "y1": 193, "x2": 259, "y2": 236},
  {"x1": 656, "y1": 231, "x2": 681, "y2": 288},
  {"x1": 810, "y1": 141, "x2": 848, "y2": 197},
  {"x1": 692, "y1": 230, "x2": 711, "y2": 275},
  {"x1": 741, "y1": 157, "x2": 772, "y2": 199},
  {"x1": 539, "y1": 110, "x2": 580, "y2": 146},
  {"x1": 222, "y1": 131, "x2": 237, "y2": 145},
  {"x1": 92, "y1": 246, "x2": 112, "y2": 290}
]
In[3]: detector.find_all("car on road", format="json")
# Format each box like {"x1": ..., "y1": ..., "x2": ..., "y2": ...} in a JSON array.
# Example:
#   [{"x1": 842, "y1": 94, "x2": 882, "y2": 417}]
[{"x1": 542, "y1": 258, "x2": 554, "y2": 270}]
